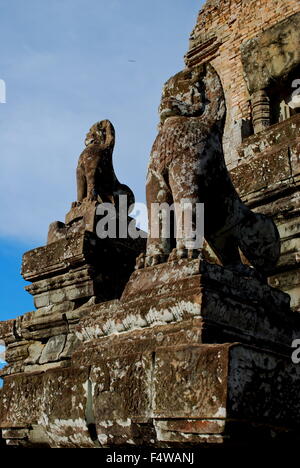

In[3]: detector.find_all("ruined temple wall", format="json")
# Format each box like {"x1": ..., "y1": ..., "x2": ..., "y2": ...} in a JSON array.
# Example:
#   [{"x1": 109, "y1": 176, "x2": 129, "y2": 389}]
[{"x1": 186, "y1": 0, "x2": 300, "y2": 168}]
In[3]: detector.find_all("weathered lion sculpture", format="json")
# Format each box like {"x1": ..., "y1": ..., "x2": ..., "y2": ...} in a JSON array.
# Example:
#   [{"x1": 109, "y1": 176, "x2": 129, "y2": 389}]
[
  {"x1": 47, "y1": 120, "x2": 135, "y2": 244},
  {"x1": 76, "y1": 119, "x2": 134, "y2": 206},
  {"x1": 140, "y1": 64, "x2": 280, "y2": 276}
]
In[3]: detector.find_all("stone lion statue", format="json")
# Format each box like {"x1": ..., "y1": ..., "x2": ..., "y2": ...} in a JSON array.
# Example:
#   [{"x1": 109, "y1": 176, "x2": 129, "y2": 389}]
[
  {"x1": 140, "y1": 64, "x2": 280, "y2": 276},
  {"x1": 76, "y1": 119, "x2": 134, "y2": 207},
  {"x1": 47, "y1": 120, "x2": 135, "y2": 244}
]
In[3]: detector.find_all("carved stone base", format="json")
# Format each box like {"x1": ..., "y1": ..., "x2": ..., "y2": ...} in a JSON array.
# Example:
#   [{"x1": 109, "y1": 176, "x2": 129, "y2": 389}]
[
  {"x1": 47, "y1": 201, "x2": 100, "y2": 245},
  {"x1": 22, "y1": 231, "x2": 145, "y2": 312},
  {"x1": 1, "y1": 260, "x2": 300, "y2": 447}
]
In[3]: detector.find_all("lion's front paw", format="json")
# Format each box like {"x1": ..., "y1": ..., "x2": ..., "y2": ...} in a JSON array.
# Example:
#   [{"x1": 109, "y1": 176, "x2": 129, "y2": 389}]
[
  {"x1": 135, "y1": 253, "x2": 145, "y2": 270},
  {"x1": 145, "y1": 253, "x2": 167, "y2": 267},
  {"x1": 168, "y1": 247, "x2": 188, "y2": 262},
  {"x1": 168, "y1": 247, "x2": 202, "y2": 262}
]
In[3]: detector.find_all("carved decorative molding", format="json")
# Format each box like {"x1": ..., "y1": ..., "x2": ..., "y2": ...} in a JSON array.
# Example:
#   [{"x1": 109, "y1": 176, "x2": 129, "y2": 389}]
[{"x1": 185, "y1": 36, "x2": 220, "y2": 68}]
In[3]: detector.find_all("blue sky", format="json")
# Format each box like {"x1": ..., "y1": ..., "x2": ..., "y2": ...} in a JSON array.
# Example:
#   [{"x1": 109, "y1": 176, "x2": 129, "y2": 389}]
[{"x1": 0, "y1": 0, "x2": 202, "y2": 323}]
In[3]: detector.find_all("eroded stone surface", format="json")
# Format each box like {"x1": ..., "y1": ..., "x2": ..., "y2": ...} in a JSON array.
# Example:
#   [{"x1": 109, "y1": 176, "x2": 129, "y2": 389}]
[
  {"x1": 230, "y1": 114, "x2": 300, "y2": 311},
  {"x1": 1, "y1": 337, "x2": 300, "y2": 447},
  {"x1": 241, "y1": 12, "x2": 300, "y2": 95},
  {"x1": 22, "y1": 232, "x2": 145, "y2": 316},
  {"x1": 40, "y1": 335, "x2": 66, "y2": 364},
  {"x1": 2, "y1": 255, "x2": 300, "y2": 447}
]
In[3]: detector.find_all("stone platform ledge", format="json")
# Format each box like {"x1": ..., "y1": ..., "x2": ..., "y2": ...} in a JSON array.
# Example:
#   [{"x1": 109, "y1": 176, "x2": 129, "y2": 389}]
[
  {"x1": 21, "y1": 230, "x2": 145, "y2": 312},
  {"x1": 72, "y1": 259, "x2": 298, "y2": 355},
  {"x1": 0, "y1": 259, "x2": 299, "y2": 381},
  {"x1": 1, "y1": 343, "x2": 300, "y2": 448},
  {"x1": 22, "y1": 229, "x2": 145, "y2": 283}
]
